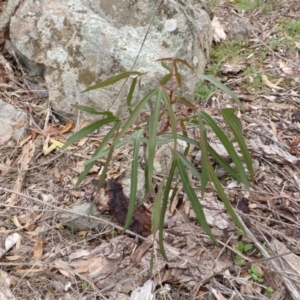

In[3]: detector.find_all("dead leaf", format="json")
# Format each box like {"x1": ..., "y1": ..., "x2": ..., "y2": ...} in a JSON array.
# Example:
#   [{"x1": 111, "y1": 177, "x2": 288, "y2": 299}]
[
  {"x1": 33, "y1": 237, "x2": 43, "y2": 260},
  {"x1": 261, "y1": 75, "x2": 284, "y2": 90},
  {"x1": 12, "y1": 216, "x2": 22, "y2": 229},
  {"x1": 4, "y1": 255, "x2": 21, "y2": 261},
  {"x1": 5, "y1": 233, "x2": 21, "y2": 252}
]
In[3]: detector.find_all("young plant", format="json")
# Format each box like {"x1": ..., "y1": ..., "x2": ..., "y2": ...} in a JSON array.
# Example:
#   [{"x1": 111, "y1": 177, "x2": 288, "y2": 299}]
[{"x1": 61, "y1": 58, "x2": 254, "y2": 259}]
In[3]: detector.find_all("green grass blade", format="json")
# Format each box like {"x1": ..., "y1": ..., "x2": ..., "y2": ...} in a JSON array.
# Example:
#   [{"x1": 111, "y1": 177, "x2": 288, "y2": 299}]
[
  {"x1": 178, "y1": 97, "x2": 197, "y2": 108},
  {"x1": 76, "y1": 161, "x2": 96, "y2": 188},
  {"x1": 199, "y1": 111, "x2": 250, "y2": 188},
  {"x1": 114, "y1": 88, "x2": 160, "y2": 145},
  {"x1": 145, "y1": 90, "x2": 161, "y2": 194},
  {"x1": 123, "y1": 129, "x2": 143, "y2": 232},
  {"x1": 126, "y1": 77, "x2": 138, "y2": 115},
  {"x1": 177, "y1": 158, "x2": 217, "y2": 243},
  {"x1": 207, "y1": 143, "x2": 241, "y2": 181},
  {"x1": 221, "y1": 109, "x2": 254, "y2": 183},
  {"x1": 197, "y1": 115, "x2": 209, "y2": 197},
  {"x1": 198, "y1": 74, "x2": 243, "y2": 108},
  {"x1": 177, "y1": 152, "x2": 201, "y2": 181},
  {"x1": 152, "y1": 180, "x2": 165, "y2": 234},
  {"x1": 160, "y1": 73, "x2": 172, "y2": 85},
  {"x1": 159, "y1": 158, "x2": 178, "y2": 261},
  {"x1": 83, "y1": 71, "x2": 142, "y2": 92},
  {"x1": 84, "y1": 130, "x2": 141, "y2": 165},
  {"x1": 61, "y1": 117, "x2": 120, "y2": 150},
  {"x1": 160, "y1": 62, "x2": 172, "y2": 72},
  {"x1": 75, "y1": 120, "x2": 120, "y2": 187},
  {"x1": 97, "y1": 143, "x2": 115, "y2": 191},
  {"x1": 173, "y1": 61, "x2": 182, "y2": 86},
  {"x1": 207, "y1": 163, "x2": 246, "y2": 235}
]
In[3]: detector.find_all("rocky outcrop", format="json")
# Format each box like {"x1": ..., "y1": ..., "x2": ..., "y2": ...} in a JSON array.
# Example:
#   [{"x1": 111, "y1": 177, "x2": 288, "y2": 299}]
[{"x1": 9, "y1": 0, "x2": 212, "y2": 120}]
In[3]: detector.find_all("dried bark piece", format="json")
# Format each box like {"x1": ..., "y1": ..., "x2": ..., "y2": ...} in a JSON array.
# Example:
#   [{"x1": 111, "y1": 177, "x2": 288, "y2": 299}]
[{"x1": 89, "y1": 179, "x2": 151, "y2": 237}]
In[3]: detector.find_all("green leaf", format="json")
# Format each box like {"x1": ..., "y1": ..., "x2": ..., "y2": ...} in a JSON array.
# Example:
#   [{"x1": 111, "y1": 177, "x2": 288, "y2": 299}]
[
  {"x1": 152, "y1": 180, "x2": 165, "y2": 234},
  {"x1": 221, "y1": 109, "x2": 254, "y2": 183},
  {"x1": 61, "y1": 117, "x2": 120, "y2": 150},
  {"x1": 71, "y1": 105, "x2": 115, "y2": 116},
  {"x1": 123, "y1": 129, "x2": 143, "y2": 232},
  {"x1": 97, "y1": 142, "x2": 115, "y2": 190},
  {"x1": 84, "y1": 129, "x2": 142, "y2": 165},
  {"x1": 197, "y1": 115, "x2": 209, "y2": 197},
  {"x1": 199, "y1": 111, "x2": 250, "y2": 188},
  {"x1": 207, "y1": 162, "x2": 246, "y2": 235},
  {"x1": 160, "y1": 73, "x2": 172, "y2": 85},
  {"x1": 160, "y1": 62, "x2": 172, "y2": 72},
  {"x1": 177, "y1": 97, "x2": 197, "y2": 108},
  {"x1": 177, "y1": 158, "x2": 217, "y2": 243},
  {"x1": 75, "y1": 121, "x2": 121, "y2": 187},
  {"x1": 159, "y1": 159, "x2": 178, "y2": 261},
  {"x1": 177, "y1": 152, "x2": 201, "y2": 181},
  {"x1": 127, "y1": 77, "x2": 138, "y2": 115},
  {"x1": 173, "y1": 61, "x2": 182, "y2": 86},
  {"x1": 207, "y1": 143, "x2": 241, "y2": 182},
  {"x1": 145, "y1": 89, "x2": 161, "y2": 194},
  {"x1": 82, "y1": 71, "x2": 142, "y2": 92},
  {"x1": 244, "y1": 243, "x2": 253, "y2": 252},
  {"x1": 198, "y1": 74, "x2": 243, "y2": 108},
  {"x1": 114, "y1": 88, "x2": 160, "y2": 145}
]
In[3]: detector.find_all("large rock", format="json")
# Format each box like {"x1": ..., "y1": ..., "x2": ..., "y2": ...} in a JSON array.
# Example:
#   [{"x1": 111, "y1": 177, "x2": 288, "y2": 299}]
[{"x1": 9, "y1": 0, "x2": 212, "y2": 120}]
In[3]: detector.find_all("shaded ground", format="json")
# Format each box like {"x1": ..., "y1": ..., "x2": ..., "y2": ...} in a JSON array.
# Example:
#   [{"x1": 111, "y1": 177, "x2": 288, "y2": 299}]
[{"x1": 0, "y1": 0, "x2": 300, "y2": 299}]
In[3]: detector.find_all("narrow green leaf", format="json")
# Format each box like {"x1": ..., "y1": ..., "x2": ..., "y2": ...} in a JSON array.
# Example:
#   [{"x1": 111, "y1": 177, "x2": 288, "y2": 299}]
[
  {"x1": 76, "y1": 161, "x2": 96, "y2": 188},
  {"x1": 75, "y1": 121, "x2": 121, "y2": 186},
  {"x1": 84, "y1": 129, "x2": 142, "y2": 165},
  {"x1": 198, "y1": 74, "x2": 243, "y2": 108},
  {"x1": 197, "y1": 115, "x2": 209, "y2": 197},
  {"x1": 61, "y1": 117, "x2": 120, "y2": 150},
  {"x1": 199, "y1": 111, "x2": 250, "y2": 188},
  {"x1": 221, "y1": 109, "x2": 254, "y2": 183},
  {"x1": 159, "y1": 159, "x2": 178, "y2": 261},
  {"x1": 207, "y1": 143, "x2": 241, "y2": 181},
  {"x1": 207, "y1": 163, "x2": 246, "y2": 235},
  {"x1": 97, "y1": 142, "x2": 115, "y2": 190},
  {"x1": 160, "y1": 62, "x2": 171, "y2": 72},
  {"x1": 160, "y1": 73, "x2": 172, "y2": 85},
  {"x1": 114, "y1": 88, "x2": 160, "y2": 145},
  {"x1": 173, "y1": 61, "x2": 182, "y2": 86},
  {"x1": 179, "y1": 119, "x2": 190, "y2": 156},
  {"x1": 152, "y1": 180, "x2": 165, "y2": 234},
  {"x1": 177, "y1": 96, "x2": 197, "y2": 108},
  {"x1": 177, "y1": 152, "x2": 201, "y2": 181},
  {"x1": 123, "y1": 129, "x2": 143, "y2": 232},
  {"x1": 83, "y1": 71, "x2": 142, "y2": 93},
  {"x1": 146, "y1": 90, "x2": 161, "y2": 194},
  {"x1": 126, "y1": 77, "x2": 138, "y2": 115},
  {"x1": 71, "y1": 105, "x2": 115, "y2": 116},
  {"x1": 177, "y1": 158, "x2": 217, "y2": 243}
]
